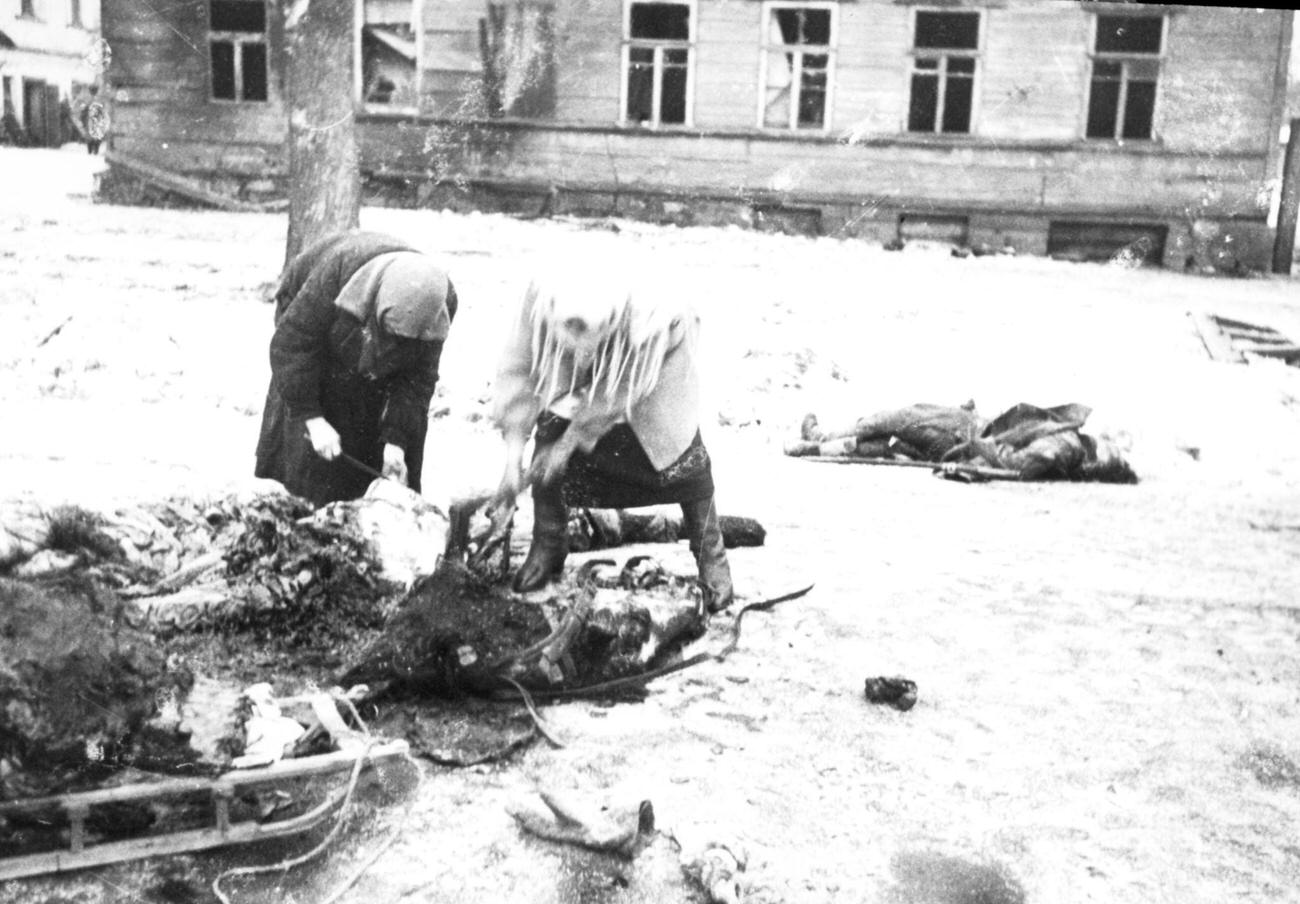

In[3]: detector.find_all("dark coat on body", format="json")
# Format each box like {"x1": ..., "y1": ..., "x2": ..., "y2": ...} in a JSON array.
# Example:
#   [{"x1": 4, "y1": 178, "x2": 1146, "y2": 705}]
[{"x1": 254, "y1": 232, "x2": 458, "y2": 506}]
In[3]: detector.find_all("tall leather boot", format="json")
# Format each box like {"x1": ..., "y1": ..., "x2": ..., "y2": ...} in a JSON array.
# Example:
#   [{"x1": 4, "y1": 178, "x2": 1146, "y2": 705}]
[
  {"x1": 513, "y1": 479, "x2": 569, "y2": 592},
  {"x1": 680, "y1": 495, "x2": 734, "y2": 613}
]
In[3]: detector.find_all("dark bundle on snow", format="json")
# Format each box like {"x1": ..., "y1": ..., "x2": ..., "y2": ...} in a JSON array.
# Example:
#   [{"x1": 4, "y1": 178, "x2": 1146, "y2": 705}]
[{"x1": 0, "y1": 578, "x2": 195, "y2": 800}]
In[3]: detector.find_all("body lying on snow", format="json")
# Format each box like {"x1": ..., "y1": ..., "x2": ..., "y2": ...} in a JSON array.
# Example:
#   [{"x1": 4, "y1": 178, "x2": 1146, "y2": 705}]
[{"x1": 786, "y1": 401, "x2": 1137, "y2": 483}]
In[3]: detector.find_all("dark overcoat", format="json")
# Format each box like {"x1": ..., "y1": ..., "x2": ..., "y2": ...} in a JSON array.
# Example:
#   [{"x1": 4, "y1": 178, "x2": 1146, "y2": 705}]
[{"x1": 253, "y1": 231, "x2": 457, "y2": 506}]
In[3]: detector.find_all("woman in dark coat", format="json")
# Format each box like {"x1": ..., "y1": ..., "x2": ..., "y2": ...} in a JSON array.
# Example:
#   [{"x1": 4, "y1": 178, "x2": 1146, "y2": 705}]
[{"x1": 254, "y1": 231, "x2": 458, "y2": 506}]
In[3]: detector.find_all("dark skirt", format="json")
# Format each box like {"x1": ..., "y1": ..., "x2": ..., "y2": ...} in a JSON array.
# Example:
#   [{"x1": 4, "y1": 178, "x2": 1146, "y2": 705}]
[
  {"x1": 254, "y1": 373, "x2": 426, "y2": 507},
  {"x1": 534, "y1": 412, "x2": 714, "y2": 509}
]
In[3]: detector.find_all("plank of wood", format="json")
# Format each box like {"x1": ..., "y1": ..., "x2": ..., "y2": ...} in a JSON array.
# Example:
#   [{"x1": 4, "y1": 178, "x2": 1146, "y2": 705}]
[
  {"x1": 0, "y1": 740, "x2": 409, "y2": 814},
  {"x1": 104, "y1": 151, "x2": 288, "y2": 213},
  {"x1": 799, "y1": 456, "x2": 1022, "y2": 481},
  {"x1": 1188, "y1": 312, "x2": 1245, "y2": 364},
  {"x1": 1241, "y1": 343, "x2": 1300, "y2": 359},
  {"x1": 0, "y1": 786, "x2": 350, "y2": 881}
]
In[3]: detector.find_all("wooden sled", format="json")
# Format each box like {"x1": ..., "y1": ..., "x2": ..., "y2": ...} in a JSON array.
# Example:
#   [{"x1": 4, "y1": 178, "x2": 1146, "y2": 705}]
[{"x1": 0, "y1": 739, "x2": 409, "y2": 881}]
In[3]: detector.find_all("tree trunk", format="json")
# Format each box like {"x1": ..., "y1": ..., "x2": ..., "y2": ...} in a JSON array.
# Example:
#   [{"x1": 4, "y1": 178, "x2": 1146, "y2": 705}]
[{"x1": 284, "y1": 0, "x2": 361, "y2": 265}]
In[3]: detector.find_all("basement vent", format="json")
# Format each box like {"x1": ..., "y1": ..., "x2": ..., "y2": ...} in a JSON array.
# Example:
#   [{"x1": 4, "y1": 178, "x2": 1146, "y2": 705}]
[
  {"x1": 1047, "y1": 221, "x2": 1167, "y2": 266},
  {"x1": 752, "y1": 205, "x2": 822, "y2": 237},
  {"x1": 898, "y1": 213, "x2": 969, "y2": 244}
]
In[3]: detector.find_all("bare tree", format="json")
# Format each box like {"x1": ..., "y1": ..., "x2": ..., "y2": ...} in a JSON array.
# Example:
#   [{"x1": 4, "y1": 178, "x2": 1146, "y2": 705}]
[{"x1": 283, "y1": 0, "x2": 361, "y2": 264}]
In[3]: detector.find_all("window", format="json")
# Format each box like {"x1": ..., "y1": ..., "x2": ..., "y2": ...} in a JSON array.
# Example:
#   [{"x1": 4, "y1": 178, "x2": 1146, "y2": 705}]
[
  {"x1": 20, "y1": 0, "x2": 35, "y2": 17},
  {"x1": 360, "y1": 0, "x2": 419, "y2": 109},
  {"x1": 1086, "y1": 14, "x2": 1162, "y2": 140},
  {"x1": 623, "y1": 1, "x2": 692, "y2": 126},
  {"x1": 70, "y1": 0, "x2": 83, "y2": 27},
  {"x1": 209, "y1": 0, "x2": 268, "y2": 102},
  {"x1": 907, "y1": 10, "x2": 979, "y2": 134},
  {"x1": 760, "y1": 3, "x2": 835, "y2": 131}
]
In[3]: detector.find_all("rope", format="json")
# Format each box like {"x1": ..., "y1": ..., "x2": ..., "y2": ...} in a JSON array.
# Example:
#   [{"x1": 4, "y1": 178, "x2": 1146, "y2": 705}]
[{"x1": 212, "y1": 739, "x2": 378, "y2": 904}]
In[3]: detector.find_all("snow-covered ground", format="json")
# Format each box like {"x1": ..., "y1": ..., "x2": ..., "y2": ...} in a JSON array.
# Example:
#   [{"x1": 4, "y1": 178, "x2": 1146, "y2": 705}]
[{"x1": 3, "y1": 146, "x2": 1300, "y2": 904}]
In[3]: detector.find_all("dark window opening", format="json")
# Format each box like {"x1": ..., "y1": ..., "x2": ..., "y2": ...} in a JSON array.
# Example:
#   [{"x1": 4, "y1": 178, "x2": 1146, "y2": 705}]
[
  {"x1": 1095, "y1": 15, "x2": 1162, "y2": 54},
  {"x1": 70, "y1": 0, "x2": 82, "y2": 27},
  {"x1": 915, "y1": 11, "x2": 979, "y2": 50},
  {"x1": 210, "y1": 41, "x2": 236, "y2": 100},
  {"x1": 241, "y1": 43, "x2": 268, "y2": 101},
  {"x1": 660, "y1": 47, "x2": 688, "y2": 124},
  {"x1": 773, "y1": 8, "x2": 831, "y2": 46},
  {"x1": 210, "y1": 0, "x2": 266, "y2": 33},
  {"x1": 941, "y1": 71, "x2": 973, "y2": 133},
  {"x1": 908, "y1": 72, "x2": 938, "y2": 132},
  {"x1": 1086, "y1": 22, "x2": 1161, "y2": 141},
  {"x1": 625, "y1": 2, "x2": 691, "y2": 126},
  {"x1": 626, "y1": 47, "x2": 654, "y2": 122},
  {"x1": 1085, "y1": 72, "x2": 1119, "y2": 138},
  {"x1": 20, "y1": 0, "x2": 34, "y2": 16},
  {"x1": 630, "y1": 2, "x2": 689, "y2": 41},
  {"x1": 908, "y1": 11, "x2": 978, "y2": 135}
]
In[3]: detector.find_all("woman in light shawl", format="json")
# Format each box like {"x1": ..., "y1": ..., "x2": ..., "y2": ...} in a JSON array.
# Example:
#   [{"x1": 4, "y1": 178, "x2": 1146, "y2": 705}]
[
  {"x1": 489, "y1": 266, "x2": 734, "y2": 612},
  {"x1": 254, "y1": 231, "x2": 457, "y2": 506}
]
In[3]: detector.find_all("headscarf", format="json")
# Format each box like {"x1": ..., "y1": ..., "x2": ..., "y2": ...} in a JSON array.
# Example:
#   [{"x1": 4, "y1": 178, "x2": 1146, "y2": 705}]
[
  {"x1": 334, "y1": 252, "x2": 452, "y2": 341},
  {"x1": 525, "y1": 267, "x2": 694, "y2": 418}
]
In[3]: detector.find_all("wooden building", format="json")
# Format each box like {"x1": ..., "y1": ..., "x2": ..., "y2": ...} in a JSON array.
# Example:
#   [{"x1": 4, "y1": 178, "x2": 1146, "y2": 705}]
[
  {"x1": 1, "y1": 0, "x2": 102, "y2": 146},
  {"x1": 98, "y1": 1, "x2": 1293, "y2": 269}
]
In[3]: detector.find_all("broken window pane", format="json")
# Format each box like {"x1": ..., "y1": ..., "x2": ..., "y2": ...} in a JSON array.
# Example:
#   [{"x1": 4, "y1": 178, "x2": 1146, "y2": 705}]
[
  {"x1": 798, "y1": 54, "x2": 828, "y2": 127},
  {"x1": 914, "y1": 11, "x2": 979, "y2": 50},
  {"x1": 630, "y1": 2, "x2": 689, "y2": 41},
  {"x1": 241, "y1": 42, "x2": 268, "y2": 101},
  {"x1": 210, "y1": 0, "x2": 265, "y2": 33},
  {"x1": 763, "y1": 48, "x2": 792, "y2": 128},
  {"x1": 774, "y1": 8, "x2": 831, "y2": 46},
  {"x1": 1122, "y1": 79, "x2": 1156, "y2": 139},
  {"x1": 1095, "y1": 15, "x2": 1162, "y2": 54}
]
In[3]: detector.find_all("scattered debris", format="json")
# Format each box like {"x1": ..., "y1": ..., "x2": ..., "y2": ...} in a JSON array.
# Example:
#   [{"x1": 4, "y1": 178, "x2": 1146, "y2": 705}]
[
  {"x1": 680, "y1": 838, "x2": 749, "y2": 904},
  {"x1": 1189, "y1": 312, "x2": 1300, "y2": 367},
  {"x1": 864, "y1": 676, "x2": 918, "y2": 712},
  {"x1": 507, "y1": 787, "x2": 656, "y2": 858},
  {"x1": 0, "y1": 577, "x2": 197, "y2": 801}
]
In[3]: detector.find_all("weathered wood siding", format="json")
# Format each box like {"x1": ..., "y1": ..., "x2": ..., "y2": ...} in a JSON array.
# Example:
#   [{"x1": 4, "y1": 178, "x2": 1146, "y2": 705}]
[
  {"x1": 97, "y1": 0, "x2": 1291, "y2": 266},
  {"x1": 1159, "y1": 6, "x2": 1286, "y2": 157},
  {"x1": 551, "y1": 0, "x2": 621, "y2": 124},
  {"x1": 103, "y1": 0, "x2": 287, "y2": 177}
]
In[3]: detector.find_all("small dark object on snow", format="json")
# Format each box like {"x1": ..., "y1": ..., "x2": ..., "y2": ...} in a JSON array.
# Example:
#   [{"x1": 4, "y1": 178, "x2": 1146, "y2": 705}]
[{"x1": 864, "y1": 676, "x2": 918, "y2": 712}]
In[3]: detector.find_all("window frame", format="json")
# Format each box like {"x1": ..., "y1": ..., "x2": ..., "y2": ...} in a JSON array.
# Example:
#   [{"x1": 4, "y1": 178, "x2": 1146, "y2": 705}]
[
  {"x1": 619, "y1": 0, "x2": 697, "y2": 128},
  {"x1": 208, "y1": 0, "x2": 270, "y2": 105},
  {"x1": 354, "y1": 0, "x2": 423, "y2": 115},
  {"x1": 1083, "y1": 12, "x2": 1165, "y2": 143},
  {"x1": 756, "y1": 0, "x2": 839, "y2": 133},
  {"x1": 904, "y1": 7, "x2": 983, "y2": 137}
]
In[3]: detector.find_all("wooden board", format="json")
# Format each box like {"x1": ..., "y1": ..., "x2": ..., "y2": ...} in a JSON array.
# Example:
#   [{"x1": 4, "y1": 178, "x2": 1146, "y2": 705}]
[{"x1": 0, "y1": 740, "x2": 409, "y2": 881}]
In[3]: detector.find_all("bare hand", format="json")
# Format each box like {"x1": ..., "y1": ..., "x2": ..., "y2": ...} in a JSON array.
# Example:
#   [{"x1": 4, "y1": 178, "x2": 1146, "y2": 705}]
[
  {"x1": 381, "y1": 443, "x2": 408, "y2": 485},
  {"x1": 305, "y1": 417, "x2": 341, "y2": 460}
]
